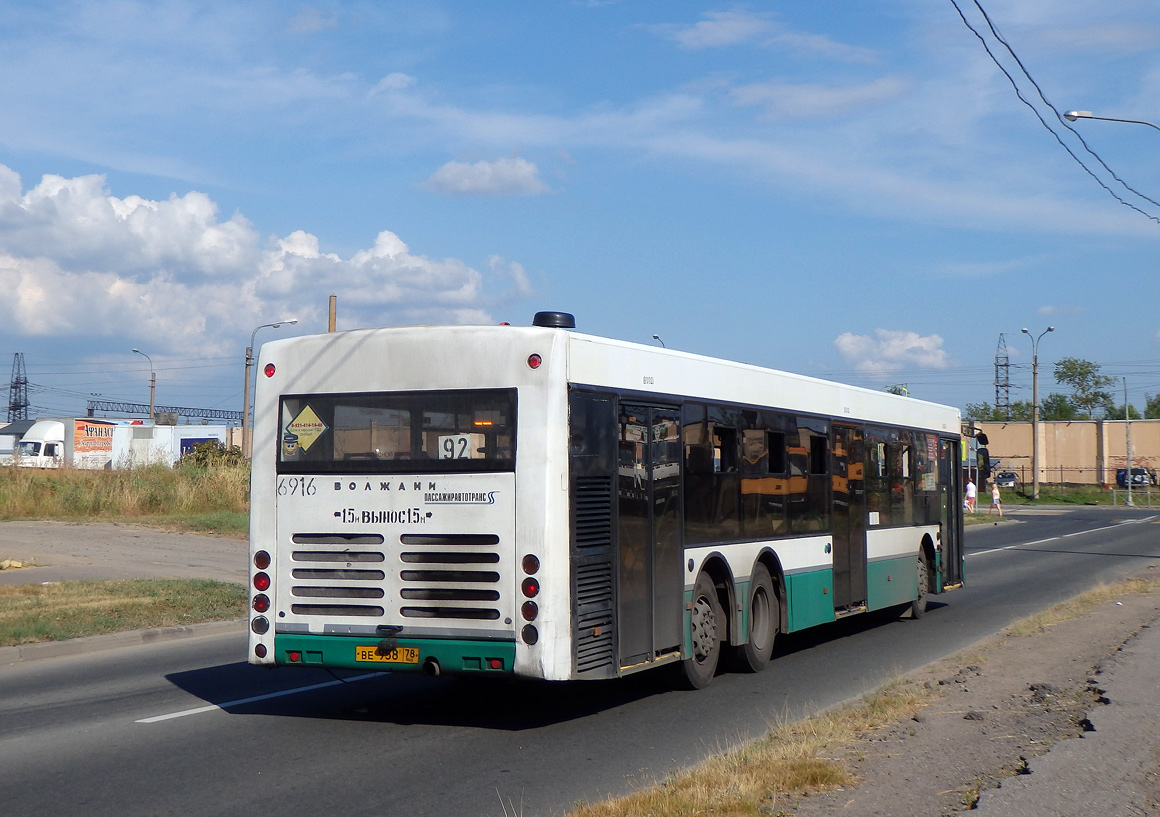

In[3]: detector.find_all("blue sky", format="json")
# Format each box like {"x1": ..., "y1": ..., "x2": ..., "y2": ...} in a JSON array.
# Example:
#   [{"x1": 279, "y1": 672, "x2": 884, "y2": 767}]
[{"x1": 2, "y1": 0, "x2": 1159, "y2": 422}]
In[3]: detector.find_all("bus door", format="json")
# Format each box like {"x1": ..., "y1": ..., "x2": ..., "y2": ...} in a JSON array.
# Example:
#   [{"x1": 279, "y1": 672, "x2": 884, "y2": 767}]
[
  {"x1": 938, "y1": 438, "x2": 965, "y2": 586},
  {"x1": 831, "y1": 425, "x2": 867, "y2": 610},
  {"x1": 617, "y1": 404, "x2": 683, "y2": 668}
]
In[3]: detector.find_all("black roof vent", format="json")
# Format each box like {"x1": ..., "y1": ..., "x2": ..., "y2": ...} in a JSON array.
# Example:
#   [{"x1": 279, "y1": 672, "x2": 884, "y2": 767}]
[{"x1": 532, "y1": 311, "x2": 576, "y2": 329}]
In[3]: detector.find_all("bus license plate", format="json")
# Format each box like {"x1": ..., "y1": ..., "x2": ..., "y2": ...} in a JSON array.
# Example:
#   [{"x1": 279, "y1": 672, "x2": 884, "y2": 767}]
[{"x1": 356, "y1": 645, "x2": 420, "y2": 664}]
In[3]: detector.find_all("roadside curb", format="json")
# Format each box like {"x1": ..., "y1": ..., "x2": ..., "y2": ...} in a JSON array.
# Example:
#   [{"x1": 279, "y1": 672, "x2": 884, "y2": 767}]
[{"x1": 0, "y1": 618, "x2": 248, "y2": 666}]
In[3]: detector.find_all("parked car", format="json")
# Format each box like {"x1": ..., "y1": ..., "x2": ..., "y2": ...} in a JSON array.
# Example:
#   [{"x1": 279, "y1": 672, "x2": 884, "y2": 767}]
[
  {"x1": 1115, "y1": 468, "x2": 1158, "y2": 488},
  {"x1": 994, "y1": 471, "x2": 1019, "y2": 489}
]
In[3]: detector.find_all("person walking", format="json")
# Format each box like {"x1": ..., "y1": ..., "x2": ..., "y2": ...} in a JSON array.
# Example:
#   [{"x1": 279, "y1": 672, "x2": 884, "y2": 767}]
[
  {"x1": 989, "y1": 482, "x2": 1003, "y2": 517},
  {"x1": 965, "y1": 479, "x2": 977, "y2": 513}
]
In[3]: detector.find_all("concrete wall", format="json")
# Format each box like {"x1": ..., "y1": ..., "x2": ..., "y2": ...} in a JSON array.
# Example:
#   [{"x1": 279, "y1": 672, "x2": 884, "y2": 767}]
[{"x1": 978, "y1": 419, "x2": 1160, "y2": 486}]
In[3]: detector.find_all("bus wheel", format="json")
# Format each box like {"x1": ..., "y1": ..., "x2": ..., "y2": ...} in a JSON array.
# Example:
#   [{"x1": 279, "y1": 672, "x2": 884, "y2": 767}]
[
  {"x1": 909, "y1": 553, "x2": 930, "y2": 619},
  {"x1": 680, "y1": 572, "x2": 723, "y2": 689},
  {"x1": 734, "y1": 563, "x2": 779, "y2": 672}
]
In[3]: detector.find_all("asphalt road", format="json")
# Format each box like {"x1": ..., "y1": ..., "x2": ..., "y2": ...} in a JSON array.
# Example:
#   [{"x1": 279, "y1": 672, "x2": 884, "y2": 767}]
[{"x1": 1, "y1": 507, "x2": 1158, "y2": 817}]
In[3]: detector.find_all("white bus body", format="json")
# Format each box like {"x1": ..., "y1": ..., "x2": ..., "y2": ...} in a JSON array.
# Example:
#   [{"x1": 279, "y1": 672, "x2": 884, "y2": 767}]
[{"x1": 248, "y1": 315, "x2": 963, "y2": 686}]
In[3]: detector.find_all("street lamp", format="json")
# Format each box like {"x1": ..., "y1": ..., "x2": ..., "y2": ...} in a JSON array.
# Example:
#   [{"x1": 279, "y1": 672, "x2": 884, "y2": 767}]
[
  {"x1": 1063, "y1": 110, "x2": 1160, "y2": 133},
  {"x1": 1021, "y1": 326, "x2": 1054, "y2": 500},
  {"x1": 243, "y1": 320, "x2": 298, "y2": 457},
  {"x1": 131, "y1": 348, "x2": 155, "y2": 421}
]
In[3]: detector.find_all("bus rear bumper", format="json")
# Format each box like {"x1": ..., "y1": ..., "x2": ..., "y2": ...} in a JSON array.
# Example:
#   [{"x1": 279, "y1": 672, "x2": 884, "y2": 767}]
[{"x1": 273, "y1": 633, "x2": 516, "y2": 675}]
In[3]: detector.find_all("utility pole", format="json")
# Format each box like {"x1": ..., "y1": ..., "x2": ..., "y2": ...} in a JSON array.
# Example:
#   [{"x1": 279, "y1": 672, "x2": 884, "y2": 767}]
[
  {"x1": 1125, "y1": 378, "x2": 1133, "y2": 507},
  {"x1": 1022, "y1": 327, "x2": 1054, "y2": 501}
]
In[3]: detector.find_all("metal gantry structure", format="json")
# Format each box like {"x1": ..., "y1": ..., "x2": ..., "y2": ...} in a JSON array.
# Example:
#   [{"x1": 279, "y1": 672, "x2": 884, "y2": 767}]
[
  {"x1": 994, "y1": 334, "x2": 1011, "y2": 420},
  {"x1": 7, "y1": 353, "x2": 29, "y2": 422},
  {"x1": 85, "y1": 399, "x2": 242, "y2": 424}
]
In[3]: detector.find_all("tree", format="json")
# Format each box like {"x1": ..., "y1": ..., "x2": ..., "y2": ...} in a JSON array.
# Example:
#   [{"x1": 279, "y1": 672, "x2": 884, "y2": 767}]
[
  {"x1": 1102, "y1": 399, "x2": 1142, "y2": 420},
  {"x1": 964, "y1": 402, "x2": 1001, "y2": 421},
  {"x1": 1053, "y1": 357, "x2": 1114, "y2": 419},
  {"x1": 1039, "y1": 393, "x2": 1077, "y2": 421},
  {"x1": 1146, "y1": 394, "x2": 1160, "y2": 420},
  {"x1": 963, "y1": 400, "x2": 1034, "y2": 422},
  {"x1": 1007, "y1": 400, "x2": 1035, "y2": 421}
]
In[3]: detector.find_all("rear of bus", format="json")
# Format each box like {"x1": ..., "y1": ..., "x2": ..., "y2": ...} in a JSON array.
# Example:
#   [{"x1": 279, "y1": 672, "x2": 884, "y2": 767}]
[{"x1": 247, "y1": 322, "x2": 572, "y2": 680}]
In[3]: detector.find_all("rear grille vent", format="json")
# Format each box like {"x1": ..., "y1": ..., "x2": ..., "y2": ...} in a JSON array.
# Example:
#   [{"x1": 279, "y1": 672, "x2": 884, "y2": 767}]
[
  {"x1": 292, "y1": 568, "x2": 385, "y2": 581},
  {"x1": 574, "y1": 477, "x2": 612, "y2": 550},
  {"x1": 289, "y1": 542, "x2": 389, "y2": 618},
  {"x1": 292, "y1": 534, "x2": 385, "y2": 545},
  {"x1": 397, "y1": 534, "x2": 503, "y2": 621},
  {"x1": 574, "y1": 562, "x2": 614, "y2": 673},
  {"x1": 291, "y1": 604, "x2": 385, "y2": 617},
  {"x1": 400, "y1": 534, "x2": 500, "y2": 546},
  {"x1": 285, "y1": 532, "x2": 505, "y2": 624},
  {"x1": 572, "y1": 474, "x2": 615, "y2": 675}
]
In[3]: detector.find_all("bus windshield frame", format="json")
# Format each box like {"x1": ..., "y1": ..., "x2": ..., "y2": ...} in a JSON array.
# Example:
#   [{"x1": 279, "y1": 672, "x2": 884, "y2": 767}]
[{"x1": 276, "y1": 388, "x2": 517, "y2": 475}]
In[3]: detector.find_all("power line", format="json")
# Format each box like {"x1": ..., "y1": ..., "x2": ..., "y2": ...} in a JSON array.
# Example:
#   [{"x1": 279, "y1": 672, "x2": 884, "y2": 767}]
[
  {"x1": 947, "y1": 0, "x2": 1160, "y2": 224},
  {"x1": 966, "y1": 0, "x2": 1160, "y2": 213}
]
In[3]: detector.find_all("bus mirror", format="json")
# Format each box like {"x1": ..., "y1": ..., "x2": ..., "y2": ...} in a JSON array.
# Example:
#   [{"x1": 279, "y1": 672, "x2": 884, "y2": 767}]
[
  {"x1": 976, "y1": 432, "x2": 989, "y2": 446},
  {"x1": 977, "y1": 447, "x2": 991, "y2": 481}
]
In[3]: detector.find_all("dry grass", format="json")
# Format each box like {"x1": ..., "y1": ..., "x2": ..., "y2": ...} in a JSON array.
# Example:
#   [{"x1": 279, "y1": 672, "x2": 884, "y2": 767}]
[
  {"x1": 568, "y1": 678, "x2": 936, "y2": 817},
  {"x1": 0, "y1": 578, "x2": 246, "y2": 646},
  {"x1": 1004, "y1": 572, "x2": 1160, "y2": 638},
  {"x1": 0, "y1": 463, "x2": 249, "y2": 522}
]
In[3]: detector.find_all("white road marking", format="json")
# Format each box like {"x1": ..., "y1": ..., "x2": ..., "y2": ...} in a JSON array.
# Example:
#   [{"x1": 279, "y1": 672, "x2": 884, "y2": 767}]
[
  {"x1": 969, "y1": 517, "x2": 1155, "y2": 559},
  {"x1": 136, "y1": 672, "x2": 382, "y2": 724}
]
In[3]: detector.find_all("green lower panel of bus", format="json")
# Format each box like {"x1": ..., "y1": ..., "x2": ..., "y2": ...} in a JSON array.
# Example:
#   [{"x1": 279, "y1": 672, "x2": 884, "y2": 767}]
[
  {"x1": 866, "y1": 556, "x2": 919, "y2": 611},
  {"x1": 785, "y1": 569, "x2": 835, "y2": 632},
  {"x1": 274, "y1": 633, "x2": 516, "y2": 674}
]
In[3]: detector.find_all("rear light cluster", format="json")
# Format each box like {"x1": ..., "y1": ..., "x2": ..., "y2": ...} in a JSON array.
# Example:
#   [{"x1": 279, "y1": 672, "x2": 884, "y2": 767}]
[
  {"x1": 251, "y1": 551, "x2": 272, "y2": 657},
  {"x1": 520, "y1": 553, "x2": 540, "y2": 645}
]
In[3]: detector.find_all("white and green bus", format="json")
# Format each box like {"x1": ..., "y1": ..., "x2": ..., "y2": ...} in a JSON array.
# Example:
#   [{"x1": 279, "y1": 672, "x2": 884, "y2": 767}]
[{"x1": 248, "y1": 312, "x2": 964, "y2": 688}]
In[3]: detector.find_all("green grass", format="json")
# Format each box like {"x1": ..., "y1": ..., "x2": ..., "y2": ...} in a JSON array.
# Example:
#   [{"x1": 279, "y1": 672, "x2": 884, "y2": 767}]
[{"x1": 0, "y1": 579, "x2": 247, "y2": 647}]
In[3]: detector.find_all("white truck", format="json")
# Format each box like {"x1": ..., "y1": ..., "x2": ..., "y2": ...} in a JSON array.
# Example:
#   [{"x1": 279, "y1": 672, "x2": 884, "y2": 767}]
[
  {"x1": 17, "y1": 420, "x2": 67, "y2": 468},
  {"x1": 18, "y1": 418, "x2": 128, "y2": 469}
]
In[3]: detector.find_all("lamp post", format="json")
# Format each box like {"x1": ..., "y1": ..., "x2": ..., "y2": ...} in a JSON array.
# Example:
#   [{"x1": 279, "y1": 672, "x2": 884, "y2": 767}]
[
  {"x1": 243, "y1": 320, "x2": 298, "y2": 458},
  {"x1": 1021, "y1": 327, "x2": 1054, "y2": 500},
  {"x1": 131, "y1": 348, "x2": 155, "y2": 421},
  {"x1": 1063, "y1": 110, "x2": 1160, "y2": 133}
]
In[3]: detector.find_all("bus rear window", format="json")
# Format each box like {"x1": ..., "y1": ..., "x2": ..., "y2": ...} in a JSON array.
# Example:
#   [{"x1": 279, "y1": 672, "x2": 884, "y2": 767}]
[{"x1": 277, "y1": 389, "x2": 516, "y2": 474}]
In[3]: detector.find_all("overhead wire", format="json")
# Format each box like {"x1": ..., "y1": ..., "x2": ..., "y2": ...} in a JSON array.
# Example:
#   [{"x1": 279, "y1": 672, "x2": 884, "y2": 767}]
[
  {"x1": 947, "y1": 0, "x2": 1160, "y2": 224},
  {"x1": 967, "y1": 0, "x2": 1160, "y2": 212}
]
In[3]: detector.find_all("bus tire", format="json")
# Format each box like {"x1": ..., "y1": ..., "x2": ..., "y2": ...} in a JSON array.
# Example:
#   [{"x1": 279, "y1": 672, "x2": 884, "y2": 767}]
[
  {"x1": 679, "y1": 572, "x2": 723, "y2": 689},
  {"x1": 909, "y1": 552, "x2": 931, "y2": 619},
  {"x1": 734, "y1": 563, "x2": 779, "y2": 672}
]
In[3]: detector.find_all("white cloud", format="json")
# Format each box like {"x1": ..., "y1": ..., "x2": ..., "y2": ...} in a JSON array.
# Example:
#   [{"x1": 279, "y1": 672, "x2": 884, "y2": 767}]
[
  {"x1": 421, "y1": 157, "x2": 550, "y2": 196},
  {"x1": 834, "y1": 330, "x2": 950, "y2": 377},
  {"x1": 0, "y1": 166, "x2": 521, "y2": 354},
  {"x1": 1037, "y1": 305, "x2": 1084, "y2": 317},
  {"x1": 371, "y1": 72, "x2": 418, "y2": 94},
  {"x1": 661, "y1": 10, "x2": 774, "y2": 49},
  {"x1": 488, "y1": 254, "x2": 534, "y2": 298},
  {"x1": 653, "y1": 10, "x2": 877, "y2": 62},
  {"x1": 286, "y1": 6, "x2": 340, "y2": 35},
  {"x1": 729, "y1": 77, "x2": 908, "y2": 120}
]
